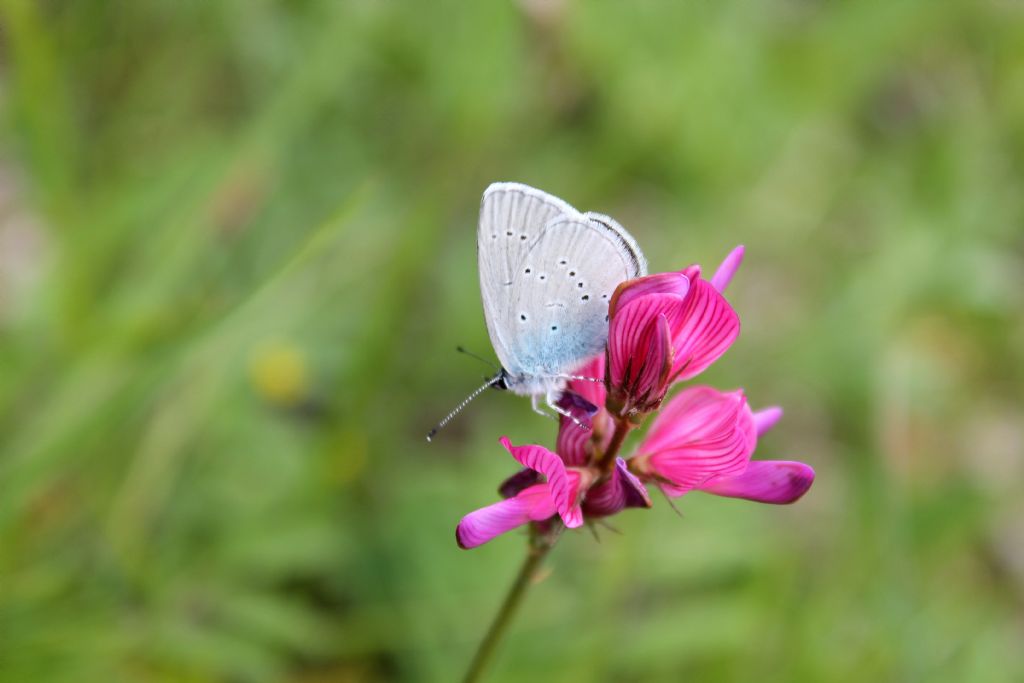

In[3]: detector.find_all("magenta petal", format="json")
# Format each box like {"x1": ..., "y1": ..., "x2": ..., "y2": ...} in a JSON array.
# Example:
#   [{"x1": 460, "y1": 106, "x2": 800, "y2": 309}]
[
  {"x1": 456, "y1": 484, "x2": 557, "y2": 549},
  {"x1": 556, "y1": 384, "x2": 608, "y2": 467},
  {"x1": 608, "y1": 303, "x2": 673, "y2": 414},
  {"x1": 698, "y1": 461, "x2": 815, "y2": 504},
  {"x1": 753, "y1": 406, "x2": 783, "y2": 437},
  {"x1": 642, "y1": 387, "x2": 750, "y2": 454},
  {"x1": 556, "y1": 409, "x2": 595, "y2": 467},
  {"x1": 669, "y1": 278, "x2": 740, "y2": 382},
  {"x1": 557, "y1": 407, "x2": 612, "y2": 469},
  {"x1": 632, "y1": 314, "x2": 672, "y2": 402},
  {"x1": 710, "y1": 245, "x2": 745, "y2": 293},
  {"x1": 583, "y1": 458, "x2": 651, "y2": 517},
  {"x1": 609, "y1": 272, "x2": 690, "y2": 318},
  {"x1": 609, "y1": 296, "x2": 679, "y2": 387},
  {"x1": 499, "y1": 437, "x2": 584, "y2": 528},
  {"x1": 638, "y1": 387, "x2": 757, "y2": 493}
]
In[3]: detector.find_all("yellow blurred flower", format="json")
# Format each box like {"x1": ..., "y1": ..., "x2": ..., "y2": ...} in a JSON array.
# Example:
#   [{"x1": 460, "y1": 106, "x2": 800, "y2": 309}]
[{"x1": 248, "y1": 341, "x2": 310, "y2": 407}]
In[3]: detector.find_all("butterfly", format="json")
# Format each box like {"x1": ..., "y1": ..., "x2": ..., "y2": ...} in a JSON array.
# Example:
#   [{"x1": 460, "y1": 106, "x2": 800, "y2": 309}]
[
  {"x1": 427, "y1": 183, "x2": 646, "y2": 441},
  {"x1": 479, "y1": 182, "x2": 646, "y2": 407}
]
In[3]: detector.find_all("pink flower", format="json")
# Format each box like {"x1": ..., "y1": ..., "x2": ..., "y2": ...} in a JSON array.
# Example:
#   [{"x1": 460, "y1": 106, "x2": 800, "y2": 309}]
[
  {"x1": 630, "y1": 386, "x2": 814, "y2": 504},
  {"x1": 454, "y1": 246, "x2": 813, "y2": 552},
  {"x1": 457, "y1": 438, "x2": 594, "y2": 549},
  {"x1": 604, "y1": 247, "x2": 743, "y2": 416},
  {"x1": 606, "y1": 284, "x2": 677, "y2": 415}
]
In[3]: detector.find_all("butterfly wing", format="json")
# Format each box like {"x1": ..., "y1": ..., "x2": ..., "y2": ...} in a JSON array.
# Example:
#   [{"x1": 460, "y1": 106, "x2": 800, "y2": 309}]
[
  {"x1": 478, "y1": 183, "x2": 583, "y2": 373},
  {"x1": 501, "y1": 215, "x2": 646, "y2": 379},
  {"x1": 581, "y1": 212, "x2": 648, "y2": 277}
]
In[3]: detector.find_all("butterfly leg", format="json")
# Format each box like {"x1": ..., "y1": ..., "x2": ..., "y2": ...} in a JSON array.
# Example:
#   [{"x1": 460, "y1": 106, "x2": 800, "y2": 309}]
[
  {"x1": 545, "y1": 390, "x2": 590, "y2": 431},
  {"x1": 531, "y1": 394, "x2": 555, "y2": 419},
  {"x1": 555, "y1": 374, "x2": 604, "y2": 384}
]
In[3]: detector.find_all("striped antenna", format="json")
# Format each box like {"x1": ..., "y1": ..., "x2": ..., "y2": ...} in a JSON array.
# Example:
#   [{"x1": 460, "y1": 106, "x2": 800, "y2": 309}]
[{"x1": 426, "y1": 372, "x2": 504, "y2": 442}]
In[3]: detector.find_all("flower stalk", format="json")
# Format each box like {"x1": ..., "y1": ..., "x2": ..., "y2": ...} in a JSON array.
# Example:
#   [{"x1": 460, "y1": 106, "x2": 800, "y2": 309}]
[
  {"x1": 461, "y1": 525, "x2": 558, "y2": 683},
  {"x1": 461, "y1": 417, "x2": 633, "y2": 683}
]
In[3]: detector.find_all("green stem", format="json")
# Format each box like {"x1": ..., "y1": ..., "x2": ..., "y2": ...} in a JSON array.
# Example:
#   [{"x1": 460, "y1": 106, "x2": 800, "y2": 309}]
[{"x1": 461, "y1": 529, "x2": 559, "y2": 683}]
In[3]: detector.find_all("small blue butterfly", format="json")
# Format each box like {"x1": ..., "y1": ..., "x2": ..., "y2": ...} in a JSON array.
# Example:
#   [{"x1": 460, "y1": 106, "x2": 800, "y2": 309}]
[{"x1": 428, "y1": 183, "x2": 646, "y2": 441}]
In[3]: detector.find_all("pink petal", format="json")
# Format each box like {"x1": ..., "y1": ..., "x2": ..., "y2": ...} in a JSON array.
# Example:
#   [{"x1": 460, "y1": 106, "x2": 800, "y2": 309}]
[
  {"x1": 456, "y1": 484, "x2": 556, "y2": 549},
  {"x1": 641, "y1": 387, "x2": 747, "y2": 453},
  {"x1": 753, "y1": 406, "x2": 783, "y2": 437},
  {"x1": 556, "y1": 414, "x2": 591, "y2": 467},
  {"x1": 698, "y1": 461, "x2": 815, "y2": 504},
  {"x1": 637, "y1": 387, "x2": 757, "y2": 493},
  {"x1": 499, "y1": 437, "x2": 584, "y2": 528},
  {"x1": 710, "y1": 245, "x2": 745, "y2": 293},
  {"x1": 669, "y1": 278, "x2": 740, "y2": 382},
  {"x1": 609, "y1": 295, "x2": 679, "y2": 386},
  {"x1": 633, "y1": 314, "x2": 672, "y2": 402},
  {"x1": 609, "y1": 301, "x2": 673, "y2": 412},
  {"x1": 608, "y1": 272, "x2": 690, "y2": 319}
]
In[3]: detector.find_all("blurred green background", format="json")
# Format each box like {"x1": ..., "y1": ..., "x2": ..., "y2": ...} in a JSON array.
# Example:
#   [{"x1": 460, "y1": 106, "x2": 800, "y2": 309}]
[{"x1": 2, "y1": 1, "x2": 1023, "y2": 681}]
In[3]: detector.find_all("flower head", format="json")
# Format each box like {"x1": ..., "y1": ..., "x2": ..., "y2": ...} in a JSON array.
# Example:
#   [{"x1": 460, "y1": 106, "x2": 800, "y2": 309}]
[
  {"x1": 606, "y1": 276, "x2": 681, "y2": 415},
  {"x1": 455, "y1": 246, "x2": 813, "y2": 552},
  {"x1": 604, "y1": 247, "x2": 743, "y2": 417},
  {"x1": 457, "y1": 438, "x2": 594, "y2": 549},
  {"x1": 630, "y1": 386, "x2": 814, "y2": 504}
]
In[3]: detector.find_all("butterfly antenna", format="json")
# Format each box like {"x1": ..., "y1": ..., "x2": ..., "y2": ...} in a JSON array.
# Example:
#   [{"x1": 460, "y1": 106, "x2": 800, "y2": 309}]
[
  {"x1": 455, "y1": 345, "x2": 500, "y2": 371},
  {"x1": 426, "y1": 373, "x2": 503, "y2": 442}
]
